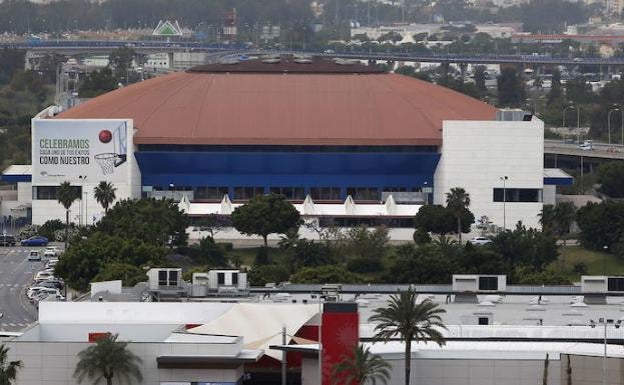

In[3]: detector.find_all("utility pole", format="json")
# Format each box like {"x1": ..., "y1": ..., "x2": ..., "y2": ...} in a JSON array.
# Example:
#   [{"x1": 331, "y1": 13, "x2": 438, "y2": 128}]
[{"x1": 282, "y1": 324, "x2": 287, "y2": 385}]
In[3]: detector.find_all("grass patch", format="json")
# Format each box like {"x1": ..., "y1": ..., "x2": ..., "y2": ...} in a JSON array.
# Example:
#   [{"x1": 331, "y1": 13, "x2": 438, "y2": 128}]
[
  {"x1": 551, "y1": 246, "x2": 624, "y2": 281},
  {"x1": 225, "y1": 247, "x2": 290, "y2": 268}
]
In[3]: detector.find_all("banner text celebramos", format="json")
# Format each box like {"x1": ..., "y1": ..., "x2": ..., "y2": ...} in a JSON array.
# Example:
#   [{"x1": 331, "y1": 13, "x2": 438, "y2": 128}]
[{"x1": 39, "y1": 139, "x2": 90, "y2": 149}]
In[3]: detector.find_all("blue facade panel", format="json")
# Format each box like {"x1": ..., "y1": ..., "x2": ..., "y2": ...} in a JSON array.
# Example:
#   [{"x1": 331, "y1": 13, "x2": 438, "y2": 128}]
[{"x1": 135, "y1": 151, "x2": 441, "y2": 199}]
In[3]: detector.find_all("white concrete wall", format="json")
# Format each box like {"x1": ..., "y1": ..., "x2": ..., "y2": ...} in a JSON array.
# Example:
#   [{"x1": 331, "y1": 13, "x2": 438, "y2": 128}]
[
  {"x1": 382, "y1": 357, "x2": 560, "y2": 385},
  {"x1": 4, "y1": 340, "x2": 244, "y2": 385},
  {"x1": 0, "y1": 182, "x2": 31, "y2": 218},
  {"x1": 434, "y1": 118, "x2": 544, "y2": 230}
]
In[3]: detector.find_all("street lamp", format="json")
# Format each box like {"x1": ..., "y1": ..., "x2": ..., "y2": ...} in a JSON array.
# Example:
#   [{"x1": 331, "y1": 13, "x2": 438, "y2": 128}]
[
  {"x1": 608, "y1": 107, "x2": 620, "y2": 146},
  {"x1": 500, "y1": 176, "x2": 508, "y2": 230},
  {"x1": 169, "y1": 183, "x2": 175, "y2": 200},
  {"x1": 563, "y1": 105, "x2": 581, "y2": 143},
  {"x1": 591, "y1": 317, "x2": 621, "y2": 385}
]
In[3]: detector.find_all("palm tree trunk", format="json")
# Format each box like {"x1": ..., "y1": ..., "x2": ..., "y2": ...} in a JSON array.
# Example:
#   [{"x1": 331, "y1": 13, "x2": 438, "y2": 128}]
[
  {"x1": 106, "y1": 377, "x2": 112, "y2": 385},
  {"x1": 65, "y1": 209, "x2": 69, "y2": 250},
  {"x1": 263, "y1": 235, "x2": 268, "y2": 248},
  {"x1": 405, "y1": 338, "x2": 412, "y2": 385},
  {"x1": 457, "y1": 216, "x2": 462, "y2": 244}
]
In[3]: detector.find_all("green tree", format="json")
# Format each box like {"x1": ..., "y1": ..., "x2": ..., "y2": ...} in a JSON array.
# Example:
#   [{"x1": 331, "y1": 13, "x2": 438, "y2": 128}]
[
  {"x1": 547, "y1": 69, "x2": 562, "y2": 104},
  {"x1": 0, "y1": 344, "x2": 22, "y2": 385},
  {"x1": 565, "y1": 77, "x2": 593, "y2": 104},
  {"x1": 248, "y1": 265, "x2": 291, "y2": 286},
  {"x1": 92, "y1": 262, "x2": 147, "y2": 288},
  {"x1": 197, "y1": 236, "x2": 228, "y2": 266},
  {"x1": 576, "y1": 201, "x2": 624, "y2": 251},
  {"x1": 539, "y1": 204, "x2": 556, "y2": 233},
  {"x1": 291, "y1": 265, "x2": 363, "y2": 284},
  {"x1": 231, "y1": 193, "x2": 302, "y2": 247},
  {"x1": 344, "y1": 226, "x2": 389, "y2": 273},
  {"x1": 597, "y1": 161, "x2": 624, "y2": 198},
  {"x1": 386, "y1": 243, "x2": 454, "y2": 284},
  {"x1": 37, "y1": 219, "x2": 65, "y2": 240},
  {"x1": 74, "y1": 334, "x2": 142, "y2": 385},
  {"x1": 96, "y1": 198, "x2": 189, "y2": 247},
  {"x1": 79, "y1": 67, "x2": 118, "y2": 98},
  {"x1": 414, "y1": 205, "x2": 455, "y2": 235},
  {"x1": 497, "y1": 67, "x2": 525, "y2": 107},
  {"x1": 55, "y1": 232, "x2": 165, "y2": 291},
  {"x1": 57, "y1": 181, "x2": 80, "y2": 249},
  {"x1": 108, "y1": 47, "x2": 135, "y2": 80},
  {"x1": 333, "y1": 345, "x2": 391, "y2": 385},
  {"x1": 445, "y1": 187, "x2": 472, "y2": 244},
  {"x1": 93, "y1": 181, "x2": 116, "y2": 213},
  {"x1": 553, "y1": 202, "x2": 576, "y2": 244},
  {"x1": 370, "y1": 289, "x2": 446, "y2": 385},
  {"x1": 474, "y1": 65, "x2": 487, "y2": 93},
  {"x1": 490, "y1": 222, "x2": 559, "y2": 271}
]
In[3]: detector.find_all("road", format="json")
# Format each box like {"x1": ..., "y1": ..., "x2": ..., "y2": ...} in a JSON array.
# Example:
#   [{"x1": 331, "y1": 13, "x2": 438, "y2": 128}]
[
  {"x1": 0, "y1": 246, "x2": 47, "y2": 332},
  {"x1": 544, "y1": 139, "x2": 624, "y2": 160}
]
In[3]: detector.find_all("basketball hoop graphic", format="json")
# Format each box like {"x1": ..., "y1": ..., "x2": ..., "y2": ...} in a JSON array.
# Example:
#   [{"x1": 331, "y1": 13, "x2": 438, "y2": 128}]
[{"x1": 94, "y1": 122, "x2": 128, "y2": 175}]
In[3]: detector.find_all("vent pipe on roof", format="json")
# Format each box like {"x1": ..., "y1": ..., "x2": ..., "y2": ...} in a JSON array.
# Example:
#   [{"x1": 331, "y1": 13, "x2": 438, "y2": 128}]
[
  {"x1": 344, "y1": 195, "x2": 355, "y2": 215},
  {"x1": 220, "y1": 194, "x2": 233, "y2": 215}
]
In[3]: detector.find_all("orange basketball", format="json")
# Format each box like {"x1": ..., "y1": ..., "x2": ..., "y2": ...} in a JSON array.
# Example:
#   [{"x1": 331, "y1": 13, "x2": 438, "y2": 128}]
[{"x1": 99, "y1": 130, "x2": 112, "y2": 143}]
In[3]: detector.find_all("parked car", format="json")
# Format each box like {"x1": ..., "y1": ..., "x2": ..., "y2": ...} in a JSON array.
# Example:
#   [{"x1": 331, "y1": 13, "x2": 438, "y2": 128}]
[
  {"x1": 35, "y1": 280, "x2": 63, "y2": 290},
  {"x1": 27, "y1": 250, "x2": 41, "y2": 262},
  {"x1": 26, "y1": 287, "x2": 59, "y2": 300},
  {"x1": 0, "y1": 235, "x2": 16, "y2": 247},
  {"x1": 43, "y1": 246, "x2": 60, "y2": 258},
  {"x1": 45, "y1": 259, "x2": 59, "y2": 269},
  {"x1": 33, "y1": 270, "x2": 54, "y2": 282},
  {"x1": 469, "y1": 236, "x2": 492, "y2": 246},
  {"x1": 21, "y1": 236, "x2": 49, "y2": 246}
]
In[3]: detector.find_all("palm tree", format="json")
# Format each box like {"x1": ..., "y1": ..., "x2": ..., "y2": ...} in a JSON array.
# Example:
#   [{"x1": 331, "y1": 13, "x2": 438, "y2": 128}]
[
  {"x1": 333, "y1": 345, "x2": 391, "y2": 385},
  {"x1": 74, "y1": 334, "x2": 143, "y2": 385},
  {"x1": 554, "y1": 202, "x2": 576, "y2": 246},
  {"x1": 93, "y1": 181, "x2": 117, "y2": 213},
  {"x1": 445, "y1": 187, "x2": 471, "y2": 244},
  {"x1": 57, "y1": 181, "x2": 80, "y2": 249},
  {"x1": 0, "y1": 344, "x2": 22, "y2": 385},
  {"x1": 369, "y1": 289, "x2": 446, "y2": 385},
  {"x1": 538, "y1": 204, "x2": 556, "y2": 233}
]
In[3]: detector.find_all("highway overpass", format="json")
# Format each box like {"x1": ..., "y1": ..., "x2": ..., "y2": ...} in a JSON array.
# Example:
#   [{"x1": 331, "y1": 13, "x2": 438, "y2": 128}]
[
  {"x1": 4, "y1": 40, "x2": 624, "y2": 66},
  {"x1": 544, "y1": 139, "x2": 624, "y2": 160}
]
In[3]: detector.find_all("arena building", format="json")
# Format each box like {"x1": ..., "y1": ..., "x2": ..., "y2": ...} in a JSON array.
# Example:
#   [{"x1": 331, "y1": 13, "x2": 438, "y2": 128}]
[{"x1": 3, "y1": 55, "x2": 569, "y2": 238}]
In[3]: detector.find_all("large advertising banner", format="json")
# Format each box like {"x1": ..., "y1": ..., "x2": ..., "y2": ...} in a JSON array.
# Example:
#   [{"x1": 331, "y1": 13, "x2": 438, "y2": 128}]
[{"x1": 32, "y1": 119, "x2": 133, "y2": 183}]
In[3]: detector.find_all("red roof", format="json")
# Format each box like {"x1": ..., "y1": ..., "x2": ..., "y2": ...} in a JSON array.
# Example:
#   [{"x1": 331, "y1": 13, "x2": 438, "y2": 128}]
[{"x1": 58, "y1": 70, "x2": 496, "y2": 146}]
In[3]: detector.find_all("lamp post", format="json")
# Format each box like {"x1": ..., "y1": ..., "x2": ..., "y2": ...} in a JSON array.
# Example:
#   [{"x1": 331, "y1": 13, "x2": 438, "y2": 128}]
[
  {"x1": 169, "y1": 183, "x2": 175, "y2": 200},
  {"x1": 83, "y1": 191, "x2": 88, "y2": 226},
  {"x1": 591, "y1": 317, "x2": 621, "y2": 385},
  {"x1": 608, "y1": 107, "x2": 620, "y2": 146},
  {"x1": 563, "y1": 105, "x2": 580, "y2": 143},
  {"x1": 500, "y1": 176, "x2": 508, "y2": 230}
]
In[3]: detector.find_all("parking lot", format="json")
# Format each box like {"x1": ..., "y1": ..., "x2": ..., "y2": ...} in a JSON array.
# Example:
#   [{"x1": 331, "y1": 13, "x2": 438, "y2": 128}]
[{"x1": 0, "y1": 243, "x2": 63, "y2": 331}]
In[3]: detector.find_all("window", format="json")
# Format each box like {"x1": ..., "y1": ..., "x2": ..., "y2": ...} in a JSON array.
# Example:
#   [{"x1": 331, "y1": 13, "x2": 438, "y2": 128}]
[
  {"x1": 310, "y1": 187, "x2": 341, "y2": 201},
  {"x1": 158, "y1": 270, "x2": 168, "y2": 286},
  {"x1": 493, "y1": 188, "x2": 543, "y2": 203},
  {"x1": 168, "y1": 270, "x2": 178, "y2": 286},
  {"x1": 195, "y1": 186, "x2": 228, "y2": 200},
  {"x1": 217, "y1": 272, "x2": 225, "y2": 285},
  {"x1": 232, "y1": 273, "x2": 238, "y2": 285},
  {"x1": 608, "y1": 277, "x2": 624, "y2": 291},
  {"x1": 479, "y1": 276, "x2": 498, "y2": 291},
  {"x1": 382, "y1": 187, "x2": 408, "y2": 192},
  {"x1": 478, "y1": 317, "x2": 489, "y2": 325},
  {"x1": 346, "y1": 187, "x2": 381, "y2": 201},
  {"x1": 33, "y1": 185, "x2": 82, "y2": 200},
  {"x1": 234, "y1": 187, "x2": 264, "y2": 200},
  {"x1": 319, "y1": 217, "x2": 414, "y2": 228},
  {"x1": 270, "y1": 187, "x2": 305, "y2": 200}
]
